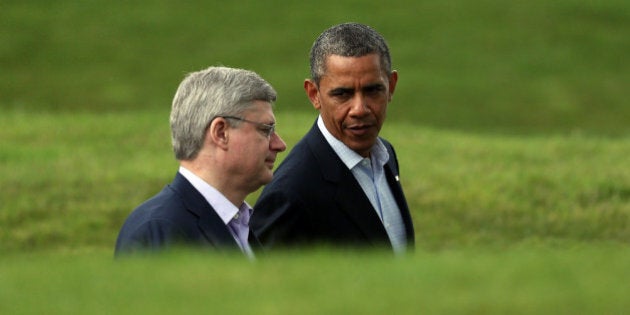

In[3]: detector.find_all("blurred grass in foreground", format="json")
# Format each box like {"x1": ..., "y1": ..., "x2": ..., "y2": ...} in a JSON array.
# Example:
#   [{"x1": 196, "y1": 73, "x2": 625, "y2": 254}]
[{"x1": 1, "y1": 245, "x2": 629, "y2": 314}]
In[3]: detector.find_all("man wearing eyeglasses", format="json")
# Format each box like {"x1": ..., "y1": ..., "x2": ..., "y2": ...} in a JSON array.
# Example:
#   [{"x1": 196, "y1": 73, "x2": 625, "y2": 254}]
[
  {"x1": 115, "y1": 66, "x2": 287, "y2": 258},
  {"x1": 251, "y1": 23, "x2": 415, "y2": 254}
]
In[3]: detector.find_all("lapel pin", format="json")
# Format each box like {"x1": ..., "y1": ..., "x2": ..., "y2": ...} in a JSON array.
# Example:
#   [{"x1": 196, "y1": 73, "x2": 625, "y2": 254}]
[{"x1": 395, "y1": 175, "x2": 400, "y2": 182}]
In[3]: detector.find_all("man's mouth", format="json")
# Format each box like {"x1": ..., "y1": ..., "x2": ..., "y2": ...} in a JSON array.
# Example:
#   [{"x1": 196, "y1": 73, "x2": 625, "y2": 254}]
[
  {"x1": 346, "y1": 123, "x2": 373, "y2": 136},
  {"x1": 265, "y1": 157, "x2": 276, "y2": 168}
]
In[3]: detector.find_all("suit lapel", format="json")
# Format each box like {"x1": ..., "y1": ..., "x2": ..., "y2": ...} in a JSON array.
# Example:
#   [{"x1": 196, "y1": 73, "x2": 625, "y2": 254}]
[
  {"x1": 384, "y1": 158, "x2": 415, "y2": 245},
  {"x1": 333, "y1": 174, "x2": 391, "y2": 244},
  {"x1": 305, "y1": 124, "x2": 390, "y2": 245},
  {"x1": 248, "y1": 231, "x2": 264, "y2": 253},
  {"x1": 170, "y1": 173, "x2": 240, "y2": 250}
]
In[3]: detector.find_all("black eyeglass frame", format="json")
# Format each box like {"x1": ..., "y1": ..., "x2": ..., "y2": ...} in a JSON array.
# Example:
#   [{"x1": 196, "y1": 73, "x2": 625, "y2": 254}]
[{"x1": 217, "y1": 115, "x2": 276, "y2": 138}]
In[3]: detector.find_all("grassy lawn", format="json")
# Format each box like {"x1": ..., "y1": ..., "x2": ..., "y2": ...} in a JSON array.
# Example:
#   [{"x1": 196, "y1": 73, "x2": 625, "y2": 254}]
[
  {"x1": 2, "y1": 110, "x2": 628, "y2": 253},
  {"x1": 2, "y1": 244, "x2": 630, "y2": 314},
  {"x1": 1, "y1": 0, "x2": 629, "y2": 313},
  {"x1": 1, "y1": 109, "x2": 628, "y2": 313}
]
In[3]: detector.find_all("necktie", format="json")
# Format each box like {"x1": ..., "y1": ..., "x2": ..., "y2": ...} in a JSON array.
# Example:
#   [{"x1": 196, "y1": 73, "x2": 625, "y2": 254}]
[{"x1": 229, "y1": 206, "x2": 254, "y2": 258}]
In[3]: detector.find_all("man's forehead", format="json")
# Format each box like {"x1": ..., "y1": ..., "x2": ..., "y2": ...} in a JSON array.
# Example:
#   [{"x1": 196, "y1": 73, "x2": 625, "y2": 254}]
[{"x1": 319, "y1": 72, "x2": 388, "y2": 89}]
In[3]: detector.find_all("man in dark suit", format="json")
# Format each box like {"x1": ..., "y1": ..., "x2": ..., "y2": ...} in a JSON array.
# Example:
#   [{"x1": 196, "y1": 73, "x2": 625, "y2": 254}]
[
  {"x1": 251, "y1": 23, "x2": 415, "y2": 254},
  {"x1": 115, "y1": 66, "x2": 287, "y2": 258}
]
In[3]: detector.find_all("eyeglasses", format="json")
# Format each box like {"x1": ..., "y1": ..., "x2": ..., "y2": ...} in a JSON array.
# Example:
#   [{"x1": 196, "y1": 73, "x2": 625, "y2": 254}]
[{"x1": 218, "y1": 115, "x2": 276, "y2": 138}]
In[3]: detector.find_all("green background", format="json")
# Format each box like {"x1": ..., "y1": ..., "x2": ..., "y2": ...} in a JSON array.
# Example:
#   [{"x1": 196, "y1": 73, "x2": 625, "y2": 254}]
[
  {"x1": 1, "y1": 0, "x2": 629, "y2": 313},
  {"x1": 3, "y1": 0, "x2": 628, "y2": 135}
]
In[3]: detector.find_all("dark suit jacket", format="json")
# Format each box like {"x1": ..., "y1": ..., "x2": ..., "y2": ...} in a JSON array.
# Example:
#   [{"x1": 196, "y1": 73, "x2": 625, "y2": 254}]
[
  {"x1": 251, "y1": 122, "x2": 415, "y2": 251},
  {"x1": 115, "y1": 172, "x2": 259, "y2": 257}
]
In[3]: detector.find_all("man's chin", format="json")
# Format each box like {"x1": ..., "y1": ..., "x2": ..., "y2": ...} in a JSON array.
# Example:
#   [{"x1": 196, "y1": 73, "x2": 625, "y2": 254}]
[
  {"x1": 262, "y1": 172, "x2": 274, "y2": 184},
  {"x1": 349, "y1": 144, "x2": 376, "y2": 157}
]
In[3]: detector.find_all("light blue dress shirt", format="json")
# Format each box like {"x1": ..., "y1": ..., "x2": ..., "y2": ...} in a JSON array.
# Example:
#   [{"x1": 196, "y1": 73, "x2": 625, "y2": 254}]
[{"x1": 317, "y1": 117, "x2": 407, "y2": 253}]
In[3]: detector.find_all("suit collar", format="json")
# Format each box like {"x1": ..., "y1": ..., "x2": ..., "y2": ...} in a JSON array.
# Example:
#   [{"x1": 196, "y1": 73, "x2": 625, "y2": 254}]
[
  {"x1": 304, "y1": 122, "x2": 346, "y2": 182},
  {"x1": 333, "y1": 173, "x2": 391, "y2": 245},
  {"x1": 169, "y1": 173, "x2": 241, "y2": 249},
  {"x1": 304, "y1": 121, "x2": 415, "y2": 247},
  {"x1": 178, "y1": 166, "x2": 240, "y2": 224},
  {"x1": 305, "y1": 121, "x2": 399, "y2": 184},
  {"x1": 304, "y1": 123, "x2": 391, "y2": 245}
]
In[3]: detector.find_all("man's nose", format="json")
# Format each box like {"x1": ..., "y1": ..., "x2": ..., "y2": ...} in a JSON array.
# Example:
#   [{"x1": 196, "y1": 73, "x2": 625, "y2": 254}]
[
  {"x1": 348, "y1": 94, "x2": 369, "y2": 116},
  {"x1": 270, "y1": 132, "x2": 287, "y2": 152}
]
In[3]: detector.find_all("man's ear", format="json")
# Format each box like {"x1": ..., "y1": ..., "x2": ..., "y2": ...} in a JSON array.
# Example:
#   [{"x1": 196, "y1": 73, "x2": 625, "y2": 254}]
[
  {"x1": 387, "y1": 70, "x2": 398, "y2": 102},
  {"x1": 206, "y1": 118, "x2": 230, "y2": 150},
  {"x1": 304, "y1": 79, "x2": 321, "y2": 110}
]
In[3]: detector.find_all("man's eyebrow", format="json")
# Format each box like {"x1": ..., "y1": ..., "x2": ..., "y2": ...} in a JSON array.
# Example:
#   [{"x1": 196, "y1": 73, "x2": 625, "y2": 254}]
[
  {"x1": 328, "y1": 82, "x2": 386, "y2": 94},
  {"x1": 363, "y1": 83, "x2": 386, "y2": 90},
  {"x1": 329, "y1": 87, "x2": 354, "y2": 94},
  {"x1": 260, "y1": 118, "x2": 276, "y2": 125}
]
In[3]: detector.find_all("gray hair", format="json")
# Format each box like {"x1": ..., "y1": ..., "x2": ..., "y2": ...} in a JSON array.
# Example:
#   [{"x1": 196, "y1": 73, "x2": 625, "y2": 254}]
[
  {"x1": 309, "y1": 22, "x2": 393, "y2": 84},
  {"x1": 170, "y1": 66, "x2": 277, "y2": 160}
]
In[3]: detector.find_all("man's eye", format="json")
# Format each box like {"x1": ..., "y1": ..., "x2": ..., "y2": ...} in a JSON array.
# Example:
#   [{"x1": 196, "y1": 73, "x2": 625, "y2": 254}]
[
  {"x1": 330, "y1": 89, "x2": 352, "y2": 97},
  {"x1": 365, "y1": 86, "x2": 385, "y2": 95},
  {"x1": 259, "y1": 125, "x2": 275, "y2": 137}
]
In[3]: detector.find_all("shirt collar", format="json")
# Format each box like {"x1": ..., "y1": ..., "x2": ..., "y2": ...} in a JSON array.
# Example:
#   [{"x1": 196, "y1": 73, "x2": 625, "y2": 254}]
[
  {"x1": 178, "y1": 166, "x2": 251, "y2": 224},
  {"x1": 317, "y1": 115, "x2": 389, "y2": 169}
]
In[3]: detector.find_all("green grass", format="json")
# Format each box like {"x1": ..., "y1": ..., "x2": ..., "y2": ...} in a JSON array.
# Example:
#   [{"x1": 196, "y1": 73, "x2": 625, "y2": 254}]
[
  {"x1": 388, "y1": 124, "x2": 630, "y2": 248},
  {"x1": 2, "y1": 0, "x2": 630, "y2": 313},
  {"x1": 2, "y1": 245, "x2": 630, "y2": 314},
  {"x1": 2, "y1": 0, "x2": 629, "y2": 135},
  {"x1": 2, "y1": 110, "x2": 629, "y2": 253}
]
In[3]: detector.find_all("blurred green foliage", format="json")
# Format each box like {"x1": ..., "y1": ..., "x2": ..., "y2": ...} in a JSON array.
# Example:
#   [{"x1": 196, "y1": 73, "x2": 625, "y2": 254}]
[{"x1": 2, "y1": 0, "x2": 629, "y2": 135}]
